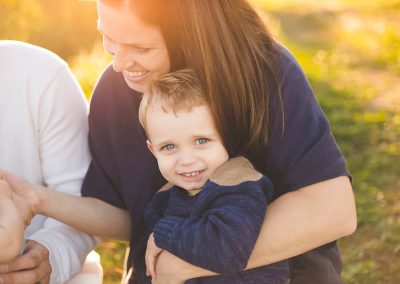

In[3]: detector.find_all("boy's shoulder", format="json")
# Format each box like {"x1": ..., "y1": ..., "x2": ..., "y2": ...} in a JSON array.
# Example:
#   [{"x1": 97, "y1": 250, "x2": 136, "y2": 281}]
[{"x1": 210, "y1": 157, "x2": 263, "y2": 186}]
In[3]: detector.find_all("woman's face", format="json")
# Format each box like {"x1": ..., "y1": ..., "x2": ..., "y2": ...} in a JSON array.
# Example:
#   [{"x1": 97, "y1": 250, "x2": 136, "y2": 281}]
[{"x1": 98, "y1": 2, "x2": 171, "y2": 93}]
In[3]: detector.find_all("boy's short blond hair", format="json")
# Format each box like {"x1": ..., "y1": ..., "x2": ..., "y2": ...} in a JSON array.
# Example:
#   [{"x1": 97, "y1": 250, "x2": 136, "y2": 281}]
[{"x1": 139, "y1": 69, "x2": 208, "y2": 134}]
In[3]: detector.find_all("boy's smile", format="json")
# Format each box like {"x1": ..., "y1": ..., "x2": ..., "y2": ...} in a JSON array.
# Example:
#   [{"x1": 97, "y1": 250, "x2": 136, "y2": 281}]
[{"x1": 146, "y1": 104, "x2": 229, "y2": 195}]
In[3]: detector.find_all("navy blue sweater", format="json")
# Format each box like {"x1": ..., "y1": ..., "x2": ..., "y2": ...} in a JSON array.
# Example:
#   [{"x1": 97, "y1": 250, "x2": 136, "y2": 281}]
[{"x1": 143, "y1": 157, "x2": 288, "y2": 283}]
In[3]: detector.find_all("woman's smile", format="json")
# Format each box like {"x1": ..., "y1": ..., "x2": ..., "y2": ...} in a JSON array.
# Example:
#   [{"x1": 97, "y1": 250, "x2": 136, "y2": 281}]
[{"x1": 123, "y1": 69, "x2": 150, "y2": 83}]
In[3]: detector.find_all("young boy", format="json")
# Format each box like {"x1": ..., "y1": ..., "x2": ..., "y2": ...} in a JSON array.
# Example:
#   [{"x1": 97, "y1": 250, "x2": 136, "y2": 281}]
[
  {"x1": 139, "y1": 69, "x2": 288, "y2": 283},
  {"x1": 0, "y1": 181, "x2": 25, "y2": 262}
]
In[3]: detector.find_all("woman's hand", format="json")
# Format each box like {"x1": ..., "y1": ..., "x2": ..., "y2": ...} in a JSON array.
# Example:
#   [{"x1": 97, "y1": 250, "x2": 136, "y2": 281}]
[
  {"x1": 151, "y1": 251, "x2": 186, "y2": 284},
  {"x1": 152, "y1": 251, "x2": 215, "y2": 284},
  {"x1": 0, "y1": 170, "x2": 45, "y2": 225},
  {"x1": 145, "y1": 233, "x2": 164, "y2": 280},
  {"x1": 0, "y1": 179, "x2": 31, "y2": 227},
  {"x1": 0, "y1": 180, "x2": 12, "y2": 200}
]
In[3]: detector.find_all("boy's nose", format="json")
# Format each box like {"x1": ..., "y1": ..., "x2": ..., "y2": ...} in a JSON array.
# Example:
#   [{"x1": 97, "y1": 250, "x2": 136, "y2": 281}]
[{"x1": 178, "y1": 150, "x2": 197, "y2": 166}]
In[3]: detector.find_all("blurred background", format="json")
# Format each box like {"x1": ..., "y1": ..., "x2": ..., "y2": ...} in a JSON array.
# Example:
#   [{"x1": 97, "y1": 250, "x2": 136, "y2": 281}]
[{"x1": 1, "y1": 0, "x2": 399, "y2": 283}]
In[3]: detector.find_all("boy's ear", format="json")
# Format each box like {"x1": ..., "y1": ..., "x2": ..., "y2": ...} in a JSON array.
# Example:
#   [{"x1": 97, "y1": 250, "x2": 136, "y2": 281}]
[{"x1": 146, "y1": 140, "x2": 154, "y2": 155}]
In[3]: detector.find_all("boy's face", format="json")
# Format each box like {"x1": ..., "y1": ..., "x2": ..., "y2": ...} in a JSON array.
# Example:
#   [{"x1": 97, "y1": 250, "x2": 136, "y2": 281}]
[{"x1": 147, "y1": 104, "x2": 229, "y2": 195}]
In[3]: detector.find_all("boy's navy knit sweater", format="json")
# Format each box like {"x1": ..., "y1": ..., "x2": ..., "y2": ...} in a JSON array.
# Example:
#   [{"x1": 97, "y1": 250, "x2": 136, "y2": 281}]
[{"x1": 143, "y1": 157, "x2": 289, "y2": 283}]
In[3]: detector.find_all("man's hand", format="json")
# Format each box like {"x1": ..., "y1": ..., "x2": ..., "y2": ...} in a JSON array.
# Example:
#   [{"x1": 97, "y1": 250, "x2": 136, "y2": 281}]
[
  {"x1": 145, "y1": 233, "x2": 164, "y2": 280},
  {"x1": 0, "y1": 240, "x2": 52, "y2": 284}
]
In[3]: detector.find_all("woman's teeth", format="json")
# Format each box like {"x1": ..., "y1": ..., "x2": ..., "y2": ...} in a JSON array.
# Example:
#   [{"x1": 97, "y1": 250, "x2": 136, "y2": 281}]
[{"x1": 127, "y1": 71, "x2": 147, "y2": 78}]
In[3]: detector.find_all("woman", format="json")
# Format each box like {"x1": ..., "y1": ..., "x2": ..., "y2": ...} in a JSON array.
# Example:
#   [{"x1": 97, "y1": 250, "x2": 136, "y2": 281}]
[
  {"x1": 3, "y1": 0, "x2": 357, "y2": 283},
  {"x1": 82, "y1": 1, "x2": 356, "y2": 283}
]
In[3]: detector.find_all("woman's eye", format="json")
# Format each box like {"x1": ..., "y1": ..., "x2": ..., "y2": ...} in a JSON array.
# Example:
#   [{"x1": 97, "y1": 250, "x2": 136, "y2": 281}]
[
  {"x1": 195, "y1": 138, "x2": 209, "y2": 145},
  {"x1": 161, "y1": 144, "x2": 175, "y2": 151},
  {"x1": 135, "y1": 47, "x2": 150, "y2": 54},
  {"x1": 102, "y1": 35, "x2": 115, "y2": 55}
]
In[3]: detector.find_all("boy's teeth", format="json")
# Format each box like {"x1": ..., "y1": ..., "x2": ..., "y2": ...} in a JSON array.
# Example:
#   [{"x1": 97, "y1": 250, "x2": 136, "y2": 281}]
[{"x1": 183, "y1": 171, "x2": 199, "y2": 177}]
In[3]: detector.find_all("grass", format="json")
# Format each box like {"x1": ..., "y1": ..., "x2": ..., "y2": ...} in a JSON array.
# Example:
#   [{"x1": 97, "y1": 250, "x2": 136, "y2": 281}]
[
  {"x1": 70, "y1": 1, "x2": 400, "y2": 283},
  {"x1": 258, "y1": 1, "x2": 400, "y2": 282}
]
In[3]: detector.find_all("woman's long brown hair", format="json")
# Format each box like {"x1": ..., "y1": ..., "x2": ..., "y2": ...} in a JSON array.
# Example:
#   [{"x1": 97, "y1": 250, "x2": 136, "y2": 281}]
[{"x1": 102, "y1": 0, "x2": 283, "y2": 155}]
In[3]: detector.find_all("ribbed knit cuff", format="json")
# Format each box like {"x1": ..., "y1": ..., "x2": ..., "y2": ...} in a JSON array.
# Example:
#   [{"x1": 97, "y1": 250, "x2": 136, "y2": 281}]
[{"x1": 153, "y1": 216, "x2": 182, "y2": 251}]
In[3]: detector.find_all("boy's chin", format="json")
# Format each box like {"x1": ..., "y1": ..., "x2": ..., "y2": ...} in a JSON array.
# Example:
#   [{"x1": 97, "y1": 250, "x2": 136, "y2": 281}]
[{"x1": 185, "y1": 188, "x2": 201, "y2": 197}]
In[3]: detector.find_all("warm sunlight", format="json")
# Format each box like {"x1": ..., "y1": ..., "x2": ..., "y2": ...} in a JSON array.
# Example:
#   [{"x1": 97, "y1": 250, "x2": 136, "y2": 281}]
[{"x1": 1, "y1": 0, "x2": 399, "y2": 283}]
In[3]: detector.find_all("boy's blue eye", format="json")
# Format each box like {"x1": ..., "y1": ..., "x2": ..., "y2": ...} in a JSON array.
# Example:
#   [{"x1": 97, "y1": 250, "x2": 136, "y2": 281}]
[
  {"x1": 195, "y1": 138, "x2": 209, "y2": 145},
  {"x1": 161, "y1": 144, "x2": 175, "y2": 151}
]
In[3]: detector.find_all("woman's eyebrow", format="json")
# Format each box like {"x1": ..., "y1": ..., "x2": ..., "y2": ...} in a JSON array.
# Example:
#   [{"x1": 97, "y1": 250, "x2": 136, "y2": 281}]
[{"x1": 99, "y1": 29, "x2": 151, "y2": 49}]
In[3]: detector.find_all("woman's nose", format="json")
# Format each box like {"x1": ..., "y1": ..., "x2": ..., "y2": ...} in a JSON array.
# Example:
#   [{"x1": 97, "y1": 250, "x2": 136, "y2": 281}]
[{"x1": 112, "y1": 47, "x2": 134, "y2": 73}]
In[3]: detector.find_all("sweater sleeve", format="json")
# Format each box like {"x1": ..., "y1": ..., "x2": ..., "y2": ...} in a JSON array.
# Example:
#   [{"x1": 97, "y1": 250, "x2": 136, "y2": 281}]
[{"x1": 153, "y1": 178, "x2": 271, "y2": 275}]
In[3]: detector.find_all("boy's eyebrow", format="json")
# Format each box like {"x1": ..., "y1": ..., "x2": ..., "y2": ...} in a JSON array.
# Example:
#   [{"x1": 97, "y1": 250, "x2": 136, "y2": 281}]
[{"x1": 193, "y1": 132, "x2": 219, "y2": 138}]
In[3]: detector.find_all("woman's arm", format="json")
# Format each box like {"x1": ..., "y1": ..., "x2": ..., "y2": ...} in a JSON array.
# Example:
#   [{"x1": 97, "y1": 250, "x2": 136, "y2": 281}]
[
  {"x1": 247, "y1": 176, "x2": 356, "y2": 268},
  {"x1": 153, "y1": 176, "x2": 357, "y2": 282},
  {"x1": 41, "y1": 189, "x2": 131, "y2": 240},
  {"x1": 0, "y1": 171, "x2": 131, "y2": 240}
]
